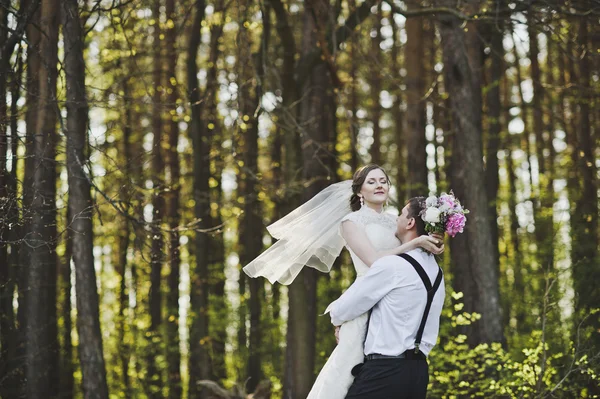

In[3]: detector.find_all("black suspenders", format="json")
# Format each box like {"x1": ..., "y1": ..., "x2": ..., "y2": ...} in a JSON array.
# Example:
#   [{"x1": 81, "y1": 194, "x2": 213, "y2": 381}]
[
  {"x1": 398, "y1": 253, "x2": 443, "y2": 354},
  {"x1": 361, "y1": 254, "x2": 443, "y2": 354}
]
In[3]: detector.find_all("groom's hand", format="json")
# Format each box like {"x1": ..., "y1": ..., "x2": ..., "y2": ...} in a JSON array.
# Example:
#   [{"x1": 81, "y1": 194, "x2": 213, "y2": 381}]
[{"x1": 334, "y1": 326, "x2": 340, "y2": 344}]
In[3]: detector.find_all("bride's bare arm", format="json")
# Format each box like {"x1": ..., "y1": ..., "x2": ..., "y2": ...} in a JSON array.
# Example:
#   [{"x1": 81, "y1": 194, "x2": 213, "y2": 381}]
[{"x1": 340, "y1": 221, "x2": 444, "y2": 267}]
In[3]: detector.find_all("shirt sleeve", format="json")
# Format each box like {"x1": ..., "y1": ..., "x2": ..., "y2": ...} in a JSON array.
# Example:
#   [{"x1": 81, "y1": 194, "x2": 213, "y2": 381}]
[{"x1": 329, "y1": 256, "x2": 400, "y2": 326}]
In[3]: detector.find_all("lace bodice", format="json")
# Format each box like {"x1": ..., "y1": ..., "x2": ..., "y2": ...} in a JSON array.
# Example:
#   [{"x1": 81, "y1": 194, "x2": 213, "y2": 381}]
[{"x1": 340, "y1": 207, "x2": 401, "y2": 277}]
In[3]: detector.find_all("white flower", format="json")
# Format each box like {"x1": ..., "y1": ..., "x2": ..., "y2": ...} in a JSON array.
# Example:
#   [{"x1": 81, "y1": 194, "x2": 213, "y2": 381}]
[
  {"x1": 439, "y1": 202, "x2": 452, "y2": 213},
  {"x1": 424, "y1": 207, "x2": 441, "y2": 223},
  {"x1": 426, "y1": 196, "x2": 438, "y2": 207}
]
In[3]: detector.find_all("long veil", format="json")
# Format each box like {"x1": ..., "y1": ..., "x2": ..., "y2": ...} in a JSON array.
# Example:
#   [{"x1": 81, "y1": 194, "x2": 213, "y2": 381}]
[{"x1": 242, "y1": 180, "x2": 353, "y2": 285}]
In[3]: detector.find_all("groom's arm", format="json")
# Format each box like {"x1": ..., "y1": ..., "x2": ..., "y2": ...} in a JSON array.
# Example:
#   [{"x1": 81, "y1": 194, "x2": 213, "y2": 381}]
[{"x1": 329, "y1": 256, "x2": 399, "y2": 326}]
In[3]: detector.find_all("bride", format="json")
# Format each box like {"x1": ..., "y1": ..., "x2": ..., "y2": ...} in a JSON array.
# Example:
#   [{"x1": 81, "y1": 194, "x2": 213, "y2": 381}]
[{"x1": 243, "y1": 164, "x2": 443, "y2": 399}]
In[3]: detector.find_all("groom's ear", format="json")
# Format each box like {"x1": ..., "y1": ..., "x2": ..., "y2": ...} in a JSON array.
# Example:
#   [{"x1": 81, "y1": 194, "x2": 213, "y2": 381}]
[{"x1": 407, "y1": 217, "x2": 415, "y2": 230}]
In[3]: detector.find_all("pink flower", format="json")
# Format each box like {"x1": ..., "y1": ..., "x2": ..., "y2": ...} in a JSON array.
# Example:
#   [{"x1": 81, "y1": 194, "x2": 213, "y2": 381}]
[
  {"x1": 440, "y1": 194, "x2": 456, "y2": 209},
  {"x1": 446, "y1": 213, "x2": 466, "y2": 237}
]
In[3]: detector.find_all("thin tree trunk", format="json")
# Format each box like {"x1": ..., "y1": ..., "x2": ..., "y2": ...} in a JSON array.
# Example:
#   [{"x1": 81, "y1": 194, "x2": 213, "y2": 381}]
[
  {"x1": 187, "y1": 0, "x2": 212, "y2": 395},
  {"x1": 1, "y1": 37, "x2": 24, "y2": 399},
  {"x1": 128, "y1": 96, "x2": 145, "y2": 395},
  {"x1": 268, "y1": 0, "x2": 302, "y2": 200},
  {"x1": 0, "y1": 0, "x2": 12, "y2": 390},
  {"x1": 26, "y1": 0, "x2": 60, "y2": 395},
  {"x1": 269, "y1": 100, "x2": 284, "y2": 380},
  {"x1": 437, "y1": 3, "x2": 505, "y2": 345},
  {"x1": 17, "y1": 3, "x2": 42, "y2": 392},
  {"x1": 267, "y1": 2, "x2": 304, "y2": 395},
  {"x1": 117, "y1": 72, "x2": 133, "y2": 397},
  {"x1": 288, "y1": 0, "x2": 338, "y2": 396},
  {"x1": 0, "y1": 10, "x2": 9, "y2": 361},
  {"x1": 63, "y1": 0, "x2": 109, "y2": 397},
  {"x1": 427, "y1": 21, "x2": 443, "y2": 193},
  {"x1": 164, "y1": 0, "x2": 182, "y2": 397},
  {"x1": 348, "y1": 0, "x2": 359, "y2": 171},
  {"x1": 59, "y1": 205, "x2": 74, "y2": 399},
  {"x1": 390, "y1": 12, "x2": 404, "y2": 204},
  {"x1": 510, "y1": 28, "x2": 535, "y2": 193},
  {"x1": 238, "y1": 1, "x2": 265, "y2": 391},
  {"x1": 369, "y1": 5, "x2": 382, "y2": 165},
  {"x1": 205, "y1": 2, "x2": 227, "y2": 384},
  {"x1": 117, "y1": 217, "x2": 131, "y2": 395},
  {"x1": 465, "y1": 14, "x2": 484, "y2": 138},
  {"x1": 528, "y1": 13, "x2": 554, "y2": 279},
  {"x1": 506, "y1": 143, "x2": 526, "y2": 332},
  {"x1": 404, "y1": 0, "x2": 427, "y2": 197},
  {"x1": 503, "y1": 71, "x2": 526, "y2": 336},
  {"x1": 485, "y1": 17, "x2": 504, "y2": 273},
  {"x1": 572, "y1": 17, "x2": 599, "y2": 350},
  {"x1": 148, "y1": 1, "x2": 165, "y2": 395}
]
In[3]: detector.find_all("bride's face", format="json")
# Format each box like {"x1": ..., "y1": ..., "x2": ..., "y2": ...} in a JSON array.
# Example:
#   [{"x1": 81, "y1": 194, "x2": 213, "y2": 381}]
[{"x1": 359, "y1": 169, "x2": 389, "y2": 206}]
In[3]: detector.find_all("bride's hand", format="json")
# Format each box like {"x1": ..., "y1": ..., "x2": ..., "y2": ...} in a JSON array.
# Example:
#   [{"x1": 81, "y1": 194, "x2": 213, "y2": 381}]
[
  {"x1": 430, "y1": 232, "x2": 444, "y2": 243},
  {"x1": 415, "y1": 235, "x2": 444, "y2": 255}
]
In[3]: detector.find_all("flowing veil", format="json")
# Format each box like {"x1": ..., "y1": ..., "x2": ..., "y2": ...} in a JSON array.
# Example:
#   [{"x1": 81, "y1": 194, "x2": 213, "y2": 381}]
[{"x1": 242, "y1": 180, "x2": 353, "y2": 285}]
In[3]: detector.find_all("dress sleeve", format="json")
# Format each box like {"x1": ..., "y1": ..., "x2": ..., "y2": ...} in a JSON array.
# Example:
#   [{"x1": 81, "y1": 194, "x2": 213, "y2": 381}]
[
  {"x1": 339, "y1": 211, "x2": 365, "y2": 240},
  {"x1": 340, "y1": 211, "x2": 365, "y2": 227}
]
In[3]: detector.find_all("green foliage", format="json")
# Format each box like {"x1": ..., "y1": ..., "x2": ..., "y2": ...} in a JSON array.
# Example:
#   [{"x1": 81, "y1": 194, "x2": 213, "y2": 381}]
[{"x1": 428, "y1": 294, "x2": 600, "y2": 399}]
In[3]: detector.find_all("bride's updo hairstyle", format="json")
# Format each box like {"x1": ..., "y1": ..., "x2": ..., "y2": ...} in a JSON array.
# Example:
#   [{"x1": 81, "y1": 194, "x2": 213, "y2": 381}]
[{"x1": 349, "y1": 164, "x2": 391, "y2": 212}]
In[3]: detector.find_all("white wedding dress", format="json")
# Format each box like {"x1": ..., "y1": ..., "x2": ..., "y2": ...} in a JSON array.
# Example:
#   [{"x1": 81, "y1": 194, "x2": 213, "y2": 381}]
[{"x1": 308, "y1": 206, "x2": 401, "y2": 399}]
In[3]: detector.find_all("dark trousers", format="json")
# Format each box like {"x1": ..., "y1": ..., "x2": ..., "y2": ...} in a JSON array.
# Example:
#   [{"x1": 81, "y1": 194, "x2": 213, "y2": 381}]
[{"x1": 345, "y1": 358, "x2": 429, "y2": 399}]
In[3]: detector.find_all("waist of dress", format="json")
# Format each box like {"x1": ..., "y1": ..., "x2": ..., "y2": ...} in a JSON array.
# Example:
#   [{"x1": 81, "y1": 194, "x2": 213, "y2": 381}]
[{"x1": 365, "y1": 351, "x2": 427, "y2": 361}]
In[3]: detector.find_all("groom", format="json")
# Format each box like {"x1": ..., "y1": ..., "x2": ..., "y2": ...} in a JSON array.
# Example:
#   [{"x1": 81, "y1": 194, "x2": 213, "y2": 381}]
[{"x1": 329, "y1": 197, "x2": 446, "y2": 399}]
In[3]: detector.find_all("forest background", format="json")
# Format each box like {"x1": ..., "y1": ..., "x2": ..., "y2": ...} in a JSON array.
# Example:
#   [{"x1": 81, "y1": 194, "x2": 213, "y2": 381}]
[{"x1": 0, "y1": 0, "x2": 599, "y2": 398}]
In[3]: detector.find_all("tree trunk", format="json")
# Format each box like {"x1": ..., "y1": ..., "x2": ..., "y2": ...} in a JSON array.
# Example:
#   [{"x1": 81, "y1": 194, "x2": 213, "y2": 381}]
[
  {"x1": 1, "y1": 34, "x2": 24, "y2": 399},
  {"x1": 266, "y1": 6, "x2": 284, "y2": 378},
  {"x1": 0, "y1": 10, "x2": 9, "y2": 361},
  {"x1": 349, "y1": 0, "x2": 360, "y2": 171},
  {"x1": 503, "y1": 71, "x2": 526, "y2": 336},
  {"x1": 267, "y1": 2, "x2": 304, "y2": 395},
  {"x1": 59, "y1": 205, "x2": 74, "y2": 399},
  {"x1": 164, "y1": 0, "x2": 182, "y2": 397},
  {"x1": 63, "y1": 0, "x2": 110, "y2": 397},
  {"x1": 117, "y1": 72, "x2": 133, "y2": 397},
  {"x1": 237, "y1": 1, "x2": 265, "y2": 391},
  {"x1": 17, "y1": 3, "x2": 42, "y2": 392},
  {"x1": 390, "y1": 12, "x2": 405, "y2": 204},
  {"x1": 148, "y1": 1, "x2": 165, "y2": 395},
  {"x1": 403, "y1": 0, "x2": 427, "y2": 197},
  {"x1": 510, "y1": 28, "x2": 535, "y2": 194},
  {"x1": 201, "y1": 2, "x2": 227, "y2": 385},
  {"x1": 437, "y1": 3, "x2": 504, "y2": 345},
  {"x1": 484, "y1": 18, "x2": 504, "y2": 270},
  {"x1": 465, "y1": 16, "x2": 484, "y2": 139},
  {"x1": 528, "y1": 13, "x2": 554, "y2": 280},
  {"x1": 427, "y1": 22, "x2": 444, "y2": 193},
  {"x1": 269, "y1": 124, "x2": 284, "y2": 379},
  {"x1": 187, "y1": 0, "x2": 212, "y2": 395},
  {"x1": 268, "y1": 0, "x2": 302, "y2": 199},
  {"x1": 0, "y1": 0, "x2": 12, "y2": 390},
  {"x1": 287, "y1": 1, "x2": 339, "y2": 397},
  {"x1": 26, "y1": 0, "x2": 60, "y2": 396},
  {"x1": 572, "y1": 17, "x2": 599, "y2": 350},
  {"x1": 369, "y1": 5, "x2": 382, "y2": 165}
]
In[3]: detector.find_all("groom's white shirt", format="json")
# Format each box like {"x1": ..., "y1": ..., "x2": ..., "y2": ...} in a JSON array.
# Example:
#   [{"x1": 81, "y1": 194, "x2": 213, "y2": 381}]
[{"x1": 328, "y1": 249, "x2": 445, "y2": 357}]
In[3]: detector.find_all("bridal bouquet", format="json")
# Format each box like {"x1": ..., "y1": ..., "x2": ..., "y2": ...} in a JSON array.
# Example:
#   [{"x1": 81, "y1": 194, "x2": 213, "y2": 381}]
[{"x1": 421, "y1": 192, "x2": 469, "y2": 237}]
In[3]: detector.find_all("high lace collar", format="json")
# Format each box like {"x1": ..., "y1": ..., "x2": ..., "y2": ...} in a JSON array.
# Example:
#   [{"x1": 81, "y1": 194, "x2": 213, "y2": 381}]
[{"x1": 360, "y1": 205, "x2": 386, "y2": 215}]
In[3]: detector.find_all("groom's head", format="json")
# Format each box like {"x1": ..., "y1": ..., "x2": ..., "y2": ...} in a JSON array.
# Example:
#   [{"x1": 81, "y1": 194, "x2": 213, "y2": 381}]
[{"x1": 396, "y1": 197, "x2": 427, "y2": 242}]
